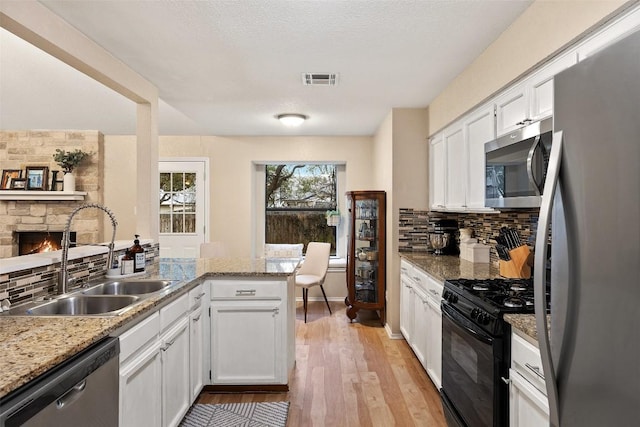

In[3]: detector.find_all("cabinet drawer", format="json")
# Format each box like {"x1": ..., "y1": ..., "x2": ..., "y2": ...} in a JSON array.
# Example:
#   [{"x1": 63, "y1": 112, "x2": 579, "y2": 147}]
[
  {"x1": 511, "y1": 332, "x2": 547, "y2": 395},
  {"x1": 210, "y1": 280, "x2": 285, "y2": 299},
  {"x1": 400, "y1": 259, "x2": 414, "y2": 278},
  {"x1": 189, "y1": 284, "x2": 205, "y2": 310},
  {"x1": 160, "y1": 293, "x2": 189, "y2": 332},
  {"x1": 424, "y1": 273, "x2": 443, "y2": 302},
  {"x1": 119, "y1": 311, "x2": 160, "y2": 363},
  {"x1": 411, "y1": 268, "x2": 429, "y2": 293}
]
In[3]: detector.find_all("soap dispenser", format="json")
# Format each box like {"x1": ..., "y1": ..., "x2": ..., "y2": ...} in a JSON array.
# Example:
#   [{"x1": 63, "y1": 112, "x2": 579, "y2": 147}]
[{"x1": 130, "y1": 234, "x2": 146, "y2": 273}]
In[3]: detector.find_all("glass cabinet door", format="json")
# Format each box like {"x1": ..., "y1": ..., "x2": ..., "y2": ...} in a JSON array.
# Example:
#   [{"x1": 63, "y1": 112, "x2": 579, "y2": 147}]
[{"x1": 354, "y1": 198, "x2": 379, "y2": 304}]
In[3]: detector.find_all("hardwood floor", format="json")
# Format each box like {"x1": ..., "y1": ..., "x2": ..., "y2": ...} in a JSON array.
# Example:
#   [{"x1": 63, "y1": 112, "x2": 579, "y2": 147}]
[{"x1": 196, "y1": 301, "x2": 447, "y2": 426}]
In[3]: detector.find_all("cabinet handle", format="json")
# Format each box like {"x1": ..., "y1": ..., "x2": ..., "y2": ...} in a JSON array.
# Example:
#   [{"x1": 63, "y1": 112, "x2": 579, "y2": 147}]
[
  {"x1": 525, "y1": 363, "x2": 545, "y2": 380},
  {"x1": 192, "y1": 314, "x2": 201, "y2": 322},
  {"x1": 162, "y1": 338, "x2": 177, "y2": 351},
  {"x1": 272, "y1": 308, "x2": 279, "y2": 315},
  {"x1": 195, "y1": 292, "x2": 205, "y2": 301},
  {"x1": 501, "y1": 376, "x2": 511, "y2": 385},
  {"x1": 413, "y1": 276, "x2": 421, "y2": 282},
  {"x1": 236, "y1": 289, "x2": 257, "y2": 296}
]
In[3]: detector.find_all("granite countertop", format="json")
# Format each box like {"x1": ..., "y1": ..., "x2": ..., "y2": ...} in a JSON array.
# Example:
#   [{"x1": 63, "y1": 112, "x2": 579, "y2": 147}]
[
  {"x1": 400, "y1": 252, "x2": 540, "y2": 344},
  {"x1": 0, "y1": 257, "x2": 298, "y2": 398},
  {"x1": 399, "y1": 252, "x2": 501, "y2": 282}
]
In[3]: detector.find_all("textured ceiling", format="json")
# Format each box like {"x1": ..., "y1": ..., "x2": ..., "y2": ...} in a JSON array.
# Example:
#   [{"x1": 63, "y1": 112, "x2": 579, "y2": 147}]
[{"x1": 1, "y1": 0, "x2": 533, "y2": 136}]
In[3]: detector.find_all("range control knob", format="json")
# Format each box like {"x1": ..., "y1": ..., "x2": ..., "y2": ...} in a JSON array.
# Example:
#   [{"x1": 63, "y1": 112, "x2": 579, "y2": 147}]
[
  {"x1": 471, "y1": 308, "x2": 479, "y2": 319},
  {"x1": 478, "y1": 313, "x2": 491, "y2": 325},
  {"x1": 450, "y1": 293, "x2": 458, "y2": 303}
]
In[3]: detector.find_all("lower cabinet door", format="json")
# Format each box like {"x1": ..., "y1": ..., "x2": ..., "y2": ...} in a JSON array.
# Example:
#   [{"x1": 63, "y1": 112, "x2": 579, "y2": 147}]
[
  {"x1": 161, "y1": 317, "x2": 191, "y2": 427},
  {"x1": 189, "y1": 307, "x2": 204, "y2": 401},
  {"x1": 509, "y1": 369, "x2": 550, "y2": 427},
  {"x1": 120, "y1": 342, "x2": 163, "y2": 427},
  {"x1": 210, "y1": 299, "x2": 284, "y2": 384},
  {"x1": 426, "y1": 297, "x2": 442, "y2": 389},
  {"x1": 412, "y1": 286, "x2": 429, "y2": 368}
]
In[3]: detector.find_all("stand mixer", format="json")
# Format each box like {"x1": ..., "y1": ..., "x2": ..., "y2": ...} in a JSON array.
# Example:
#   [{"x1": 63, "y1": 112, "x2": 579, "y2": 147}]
[{"x1": 429, "y1": 233, "x2": 450, "y2": 255}]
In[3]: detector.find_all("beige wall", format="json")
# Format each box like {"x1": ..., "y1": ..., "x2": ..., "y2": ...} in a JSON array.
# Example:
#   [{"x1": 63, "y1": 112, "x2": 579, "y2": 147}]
[
  {"x1": 373, "y1": 108, "x2": 429, "y2": 335},
  {"x1": 427, "y1": 0, "x2": 630, "y2": 134},
  {"x1": 105, "y1": 135, "x2": 374, "y2": 257}
]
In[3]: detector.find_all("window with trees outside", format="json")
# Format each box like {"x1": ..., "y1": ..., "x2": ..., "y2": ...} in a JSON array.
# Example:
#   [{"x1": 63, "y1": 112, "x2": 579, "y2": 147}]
[
  {"x1": 266, "y1": 164, "x2": 337, "y2": 256},
  {"x1": 159, "y1": 172, "x2": 196, "y2": 233}
]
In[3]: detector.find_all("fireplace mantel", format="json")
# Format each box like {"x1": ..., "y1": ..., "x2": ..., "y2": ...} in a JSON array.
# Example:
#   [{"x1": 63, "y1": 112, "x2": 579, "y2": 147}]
[{"x1": 0, "y1": 190, "x2": 87, "y2": 201}]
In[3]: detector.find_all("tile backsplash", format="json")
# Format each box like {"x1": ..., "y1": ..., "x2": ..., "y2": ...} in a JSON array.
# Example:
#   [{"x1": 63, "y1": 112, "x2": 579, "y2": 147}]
[
  {"x1": 399, "y1": 208, "x2": 539, "y2": 264},
  {"x1": 0, "y1": 243, "x2": 159, "y2": 305}
]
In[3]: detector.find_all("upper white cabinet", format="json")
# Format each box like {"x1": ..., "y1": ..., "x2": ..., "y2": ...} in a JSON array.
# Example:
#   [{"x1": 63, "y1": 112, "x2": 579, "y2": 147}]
[
  {"x1": 429, "y1": 105, "x2": 495, "y2": 212},
  {"x1": 576, "y1": 7, "x2": 640, "y2": 61},
  {"x1": 464, "y1": 104, "x2": 496, "y2": 210},
  {"x1": 495, "y1": 54, "x2": 577, "y2": 137},
  {"x1": 444, "y1": 122, "x2": 466, "y2": 209},
  {"x1": 429, "y1": 132, "x2": 446, "y2": 210}
]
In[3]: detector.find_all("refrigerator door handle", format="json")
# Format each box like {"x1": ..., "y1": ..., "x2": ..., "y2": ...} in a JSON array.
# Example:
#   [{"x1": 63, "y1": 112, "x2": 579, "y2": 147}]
[
  {"x1": 534, "y1": 130, "x2": 563, "y2": 427},
  {"x1": 526, "y1": 135, "x2": 543, "y2": 195}
]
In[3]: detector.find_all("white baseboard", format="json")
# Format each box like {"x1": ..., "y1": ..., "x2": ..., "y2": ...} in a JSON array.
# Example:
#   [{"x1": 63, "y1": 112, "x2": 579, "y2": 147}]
[
  {"x1": 296, "y1": 296, "x2": 344, "y2": 302},
  {"x1": 385, "y1": 324, "x2": 404, "y2": 340}
]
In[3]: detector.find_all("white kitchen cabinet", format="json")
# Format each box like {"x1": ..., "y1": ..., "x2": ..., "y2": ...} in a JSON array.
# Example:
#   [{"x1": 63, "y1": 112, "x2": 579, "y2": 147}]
[
  {"x1": 119, "y1": 312, "x2": 162, "y2": 427},
  {"x1": 399, "y1": 259, "x2": 443, "y2": 389},
  {"x1": 188, "y1": 284, "x2": 205, "y2": 401},
  {"x1": 425, "y1": 294, "x2": 442, "y2": 389},
  {"x1": 464, "y1": 104, "x2": 495, "y2": 209},
  {"x1": 444, "y1": 122, "x2": 466, "y2": 209},
  {"x1": 509, "y1": 332, "x2": 549, "y2": 427},
  {"x1": 208, "y1": 278, "x2": 293, "y2": 385},
  {"x1": 576, "y1": 6, "x2": 640, "y2": 61},
  {"x1": 412, "y1": 285, "x2": 429, "y2": 368},
  {"x1": 421, "y1": 271, "x2": 443, "y2": 389},
  {"x1": 429, "y1": 132, "x2": 446, "y2": 210},
  {"x1": 160, "y1": 316, "x2": 190, "y2": 427},
  {"x1": 119, "y1": 293, "x2": 192, "y2": 427},
  {"x1": 496, "y1": 54, "x2": 577, "y2": 137},
  {"x1": 211, "y1": 299, "x2": 284, "y2": 384},
  {"x1": 400, "y1": 260, "x2": 415, "y2": 343},
  {"x1": 509, "y1": 368, "x2": 549, "y2": 427},
  {"x1": 119, "y1": 337, "x2": 162, "y2": 427}
]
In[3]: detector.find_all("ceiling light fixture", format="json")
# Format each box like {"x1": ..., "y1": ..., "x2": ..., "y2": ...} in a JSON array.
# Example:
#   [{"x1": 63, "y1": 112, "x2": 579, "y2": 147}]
[{"x1": 277, "y1": 113, "x2": 307, "y2": 127}]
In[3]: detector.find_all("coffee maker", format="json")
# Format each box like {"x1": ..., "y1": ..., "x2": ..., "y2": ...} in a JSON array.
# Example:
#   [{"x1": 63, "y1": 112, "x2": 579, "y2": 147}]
[{"x1": 430, "y1": 219, "x2": 459, "y2": 255}]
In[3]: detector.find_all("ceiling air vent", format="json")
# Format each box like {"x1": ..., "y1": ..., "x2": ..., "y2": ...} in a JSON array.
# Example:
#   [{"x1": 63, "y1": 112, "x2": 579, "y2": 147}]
[{"x1": 302, "y1": 73, "x2": 338, "y2": 86}]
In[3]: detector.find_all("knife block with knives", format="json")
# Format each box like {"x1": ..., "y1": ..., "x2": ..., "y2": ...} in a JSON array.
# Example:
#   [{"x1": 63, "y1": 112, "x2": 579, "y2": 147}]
[{"x1": 495, "y1": 227, "x2": 532, "y2": 279}]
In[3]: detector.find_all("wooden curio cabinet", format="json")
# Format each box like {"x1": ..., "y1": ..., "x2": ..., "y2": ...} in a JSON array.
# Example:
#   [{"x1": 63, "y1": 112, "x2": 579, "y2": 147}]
[{"x1": 345, "y1": 191, "x2": 386, "y2": 324}]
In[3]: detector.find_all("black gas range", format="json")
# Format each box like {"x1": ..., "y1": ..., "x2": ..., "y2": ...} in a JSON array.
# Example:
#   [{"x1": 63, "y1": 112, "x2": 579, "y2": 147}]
[{"x1": 440, "y1": 277, "x2": 544, "y2": 427}]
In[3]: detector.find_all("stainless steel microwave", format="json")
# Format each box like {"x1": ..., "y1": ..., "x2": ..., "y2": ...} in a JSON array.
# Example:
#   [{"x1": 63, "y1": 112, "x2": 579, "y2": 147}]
[{"x1": 484, "y1": 117, "x2": 552, "y2": 208}]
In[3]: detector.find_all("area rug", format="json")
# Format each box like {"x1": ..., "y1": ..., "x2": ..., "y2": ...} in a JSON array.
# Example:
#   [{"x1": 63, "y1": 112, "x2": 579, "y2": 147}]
[{"x1": 179, "y1": 401, "x2": 290, "y2": 427}]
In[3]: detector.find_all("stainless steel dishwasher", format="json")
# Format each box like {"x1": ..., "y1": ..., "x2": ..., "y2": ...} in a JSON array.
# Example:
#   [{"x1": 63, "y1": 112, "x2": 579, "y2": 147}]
[{"x1": 0, "y1": 337, "x2": 119, "y2": 427}]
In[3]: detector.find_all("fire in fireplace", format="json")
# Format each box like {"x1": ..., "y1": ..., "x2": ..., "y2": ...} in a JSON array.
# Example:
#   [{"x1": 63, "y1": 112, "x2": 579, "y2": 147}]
[{"x1": 16, "y1": 231, "x2": 76, "y2": 256}]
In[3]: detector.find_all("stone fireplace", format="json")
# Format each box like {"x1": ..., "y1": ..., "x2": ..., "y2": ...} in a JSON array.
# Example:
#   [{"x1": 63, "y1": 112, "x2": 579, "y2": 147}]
[{"x1": 0, "y1": 130, "x2": 105, "y2": 258}]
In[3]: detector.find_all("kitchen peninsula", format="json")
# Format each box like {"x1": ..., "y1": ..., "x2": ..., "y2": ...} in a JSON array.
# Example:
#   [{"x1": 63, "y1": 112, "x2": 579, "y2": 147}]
[{"x1": 0, "y1": 256, "x2": 299, "y2": 400}]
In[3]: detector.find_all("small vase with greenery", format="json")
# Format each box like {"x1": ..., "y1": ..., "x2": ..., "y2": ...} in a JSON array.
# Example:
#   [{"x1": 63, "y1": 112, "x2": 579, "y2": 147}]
[{"x1": 53, "y1": 149, "x2": 92, "y2": 174}]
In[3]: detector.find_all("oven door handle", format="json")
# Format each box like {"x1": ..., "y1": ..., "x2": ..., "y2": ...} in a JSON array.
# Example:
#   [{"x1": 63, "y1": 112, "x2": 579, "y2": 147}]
[{"x1": 441, "y1": 303, "x2": 493, "y2": 345}]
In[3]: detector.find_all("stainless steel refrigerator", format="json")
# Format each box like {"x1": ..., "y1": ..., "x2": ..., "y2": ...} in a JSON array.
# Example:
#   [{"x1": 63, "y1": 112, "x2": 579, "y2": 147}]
[{"x1": 534, "y1": 29, "x2": 640, "y2": 426}]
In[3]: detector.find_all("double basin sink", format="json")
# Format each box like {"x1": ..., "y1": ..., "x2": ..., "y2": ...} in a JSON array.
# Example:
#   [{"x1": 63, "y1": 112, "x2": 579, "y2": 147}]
[{"x1": 13, "y1": 279, "x2": 176, "y2": 316}]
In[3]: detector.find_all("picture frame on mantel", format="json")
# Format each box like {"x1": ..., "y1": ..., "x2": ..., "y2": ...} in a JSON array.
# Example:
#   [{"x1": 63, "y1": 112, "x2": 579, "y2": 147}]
[
  {"x1": 10, "y1": 178, "x2": 27, "y2": 190},
  {"x1": 1, "y1": 169, "x2": 22, "y2": 190},
  {"x1": 25, "y1": 166, "x2": 49, "y2": 191}
]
